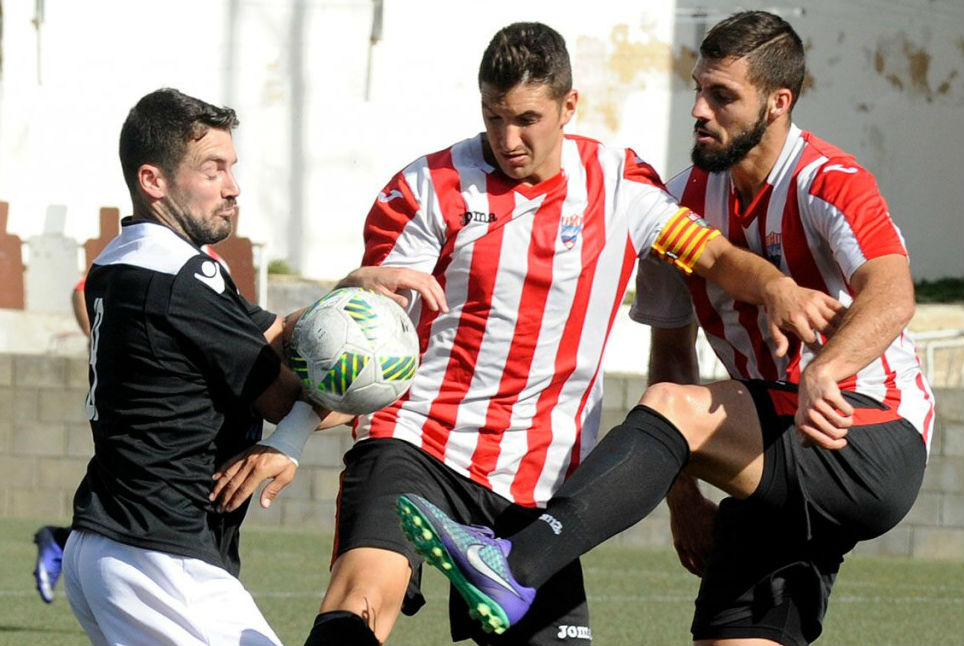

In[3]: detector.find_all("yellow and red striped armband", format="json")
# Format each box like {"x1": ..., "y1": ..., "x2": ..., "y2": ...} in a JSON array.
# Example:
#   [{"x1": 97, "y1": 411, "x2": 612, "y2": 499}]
[{"x1": 651, "y1": 208, "x2": 721, "y2": 275}]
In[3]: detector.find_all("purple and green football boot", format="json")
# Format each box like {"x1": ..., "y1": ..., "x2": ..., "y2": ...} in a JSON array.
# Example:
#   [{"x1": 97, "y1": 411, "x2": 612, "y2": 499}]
[{"x1": 396, "y1": 494, "x2": 536, "y2": 635}]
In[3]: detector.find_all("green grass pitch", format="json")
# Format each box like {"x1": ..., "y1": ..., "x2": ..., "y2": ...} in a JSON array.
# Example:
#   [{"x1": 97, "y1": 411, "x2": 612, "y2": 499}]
[{"x1": 2, "y1": 517, "x2": 961, "y2": 645}]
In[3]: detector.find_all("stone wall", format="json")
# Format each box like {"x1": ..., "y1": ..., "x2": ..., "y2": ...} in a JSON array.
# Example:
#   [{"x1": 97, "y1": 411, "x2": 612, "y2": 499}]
[{"x1": 1, "y1": 353, "x2": 960, "y2": 560}]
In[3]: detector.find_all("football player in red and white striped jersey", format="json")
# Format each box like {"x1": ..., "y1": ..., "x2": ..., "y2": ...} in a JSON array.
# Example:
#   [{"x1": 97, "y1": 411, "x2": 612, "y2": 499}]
[
  {"x1": 212, "y1": 21, "x2": 839, "y2": 646},
  {"x1": 434, "y1": 11, "x2": 933, "y2": 646}
]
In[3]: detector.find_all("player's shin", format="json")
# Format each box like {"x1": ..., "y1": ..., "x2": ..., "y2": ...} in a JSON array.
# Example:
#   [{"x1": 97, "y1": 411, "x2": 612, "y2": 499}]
[{"x1": 506, "y1": 405, "x2": 690, "y2": 588}]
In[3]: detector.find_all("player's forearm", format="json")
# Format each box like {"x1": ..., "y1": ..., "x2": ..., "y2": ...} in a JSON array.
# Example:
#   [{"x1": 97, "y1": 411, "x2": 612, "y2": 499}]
[
  {"x1": 805, "y1": 256, "x2": 914, "y2": 382},
  {"x1": 693, "y1": 237, "x2": 789, "y2": 305}
]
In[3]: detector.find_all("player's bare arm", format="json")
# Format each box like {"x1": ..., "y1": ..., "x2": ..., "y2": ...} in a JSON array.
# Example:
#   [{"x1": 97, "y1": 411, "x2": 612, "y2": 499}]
[
  {"x1": 795, "y1": 254, "x2": 914, "y2": 450},
  {"x1": 691, "y1": 235, "x2": 845, "y2": 352},
  {"x1": 337, "y1": 265, "x2": 449, "y2": 313}
]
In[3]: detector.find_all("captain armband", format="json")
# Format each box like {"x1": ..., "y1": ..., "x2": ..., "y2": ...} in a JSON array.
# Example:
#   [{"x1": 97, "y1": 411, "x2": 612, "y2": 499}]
[{"x1": 651, "y1": 208, "x2": 721, "y2": 275}]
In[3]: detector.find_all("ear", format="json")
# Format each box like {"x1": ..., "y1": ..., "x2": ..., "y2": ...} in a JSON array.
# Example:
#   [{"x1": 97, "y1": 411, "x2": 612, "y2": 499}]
[
  {"x1": 560, "y1": 89, "x2": 578, "y2": 126},
  {"x1": 769, "y1": 87, "x2": 793, "y2": 120},
  {"x1": 138, "y1": 164, "x2": 167, "y2": 200}
]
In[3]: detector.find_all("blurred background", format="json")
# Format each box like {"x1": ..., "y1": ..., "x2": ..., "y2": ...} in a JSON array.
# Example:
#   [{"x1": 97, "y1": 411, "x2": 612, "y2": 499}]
[{"x1": 0, "y1": 0, "x2": 961, "y2": 283}]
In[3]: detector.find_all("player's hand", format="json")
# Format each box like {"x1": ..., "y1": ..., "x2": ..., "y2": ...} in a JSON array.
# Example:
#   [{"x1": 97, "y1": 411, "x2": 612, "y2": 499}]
[
  {"x1": 211, "y1": 445, "x2": 298, "y2": 512},
  {"x1": 666, "y1": 475, "x2": 717, "y2": 577},
  {"x1": 338, "y1": 266, "x2": 449, "y2": 313},
  {"x1": 795, "y1": 364, "x2": 853, "y2": 450},
  {"x1": 763, "y1": 276, "x2": 845, "y2": 357}
]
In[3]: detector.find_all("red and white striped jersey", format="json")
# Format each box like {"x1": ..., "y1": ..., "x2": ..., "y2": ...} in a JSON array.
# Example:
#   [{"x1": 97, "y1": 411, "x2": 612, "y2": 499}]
[
  {"x1": 633, "y1": 124, "x2": 935, "y2": 451},
  {"x1": 356, "y1": 133, "x2": 692, "y2": 506}
]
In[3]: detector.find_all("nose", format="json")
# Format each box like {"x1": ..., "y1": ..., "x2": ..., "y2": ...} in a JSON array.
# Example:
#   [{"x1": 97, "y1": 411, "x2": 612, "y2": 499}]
[
  {"x1": 692, "y1": 93, "x2": 712, "y2": 122},
  {"x1": 223, "y1": 169, "x2": 241, "y2": 198},
  {"x1": 500, "y1": 124, "x2": 523, "y2": 153}
]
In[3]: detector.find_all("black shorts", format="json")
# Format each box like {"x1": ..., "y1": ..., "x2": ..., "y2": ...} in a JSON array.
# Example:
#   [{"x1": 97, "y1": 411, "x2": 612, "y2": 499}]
[
  {"x1": 692, "y1": 380, "x2": 927, "y2": 646},
  {"x1": 335, "y1": 437, "x2": 591, "y2": 645}
]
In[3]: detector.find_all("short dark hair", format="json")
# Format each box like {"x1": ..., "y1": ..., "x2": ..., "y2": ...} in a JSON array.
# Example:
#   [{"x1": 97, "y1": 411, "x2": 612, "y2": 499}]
[
  {"x1": 700, "y1": 11, "x2": 806, "y2": 109},
  {"x1": 478, "y1": 22, "x2": 572, "y2": 100},
  {"x1": 118, "y1": 88, "x2": 239, "y2": 199}
]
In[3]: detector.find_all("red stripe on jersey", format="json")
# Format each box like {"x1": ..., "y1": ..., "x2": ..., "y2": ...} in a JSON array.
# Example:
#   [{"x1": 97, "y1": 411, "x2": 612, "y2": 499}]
[
  {"x1": 508, "y1": 139, "x2": 614, "y2": 504},
  {"x1": 769, "y1": 389, "x2": 798, "y2": 417},
  {"x1": 362, "y1": 173, "x2": 422, "y2": 267},
  {"x1": 770, "y1": 384, "x2": 904, "y2": 427},
  {"x1": 915, "y1": 372, "x2": 934, "y2": 446},
  {"x1": 469, "y1": 179, "x2": 567, "y2": 490},
  {"x1": 725, "y1": 200, "x2": 760, "y2": 378},
  {"x1": 424, "y1": 157, "x2": 505, "y2": 465},
  {"x1": 875, "y1": 352, "x2": 903, "y2": 413}
]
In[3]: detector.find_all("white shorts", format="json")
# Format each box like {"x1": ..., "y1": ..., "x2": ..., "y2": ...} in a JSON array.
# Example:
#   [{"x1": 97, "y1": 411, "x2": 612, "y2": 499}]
[{"x1": 63, "y1": 529, "x2": 281, "y2": 646}]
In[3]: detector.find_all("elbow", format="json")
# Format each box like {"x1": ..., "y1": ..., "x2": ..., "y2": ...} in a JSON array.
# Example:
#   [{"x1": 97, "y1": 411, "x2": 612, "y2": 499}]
[{"x1": 897, "y1": 298, "x2": 916, "y2": 329}]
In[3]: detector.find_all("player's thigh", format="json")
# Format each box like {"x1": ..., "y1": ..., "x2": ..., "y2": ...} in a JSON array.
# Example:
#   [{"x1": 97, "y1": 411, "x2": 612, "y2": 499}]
[
  {"x1": 185, "y1": 558, "x2": 281, "y2": 646},
  {"x1": 62, "y1": 530, "x2": 280, "y2": 646},
  {"x1": 62, "y1": 531, "x2": 109, "y2": 646},
  {"x1": 792, "y1": 415, "x2": 926, "y2": 540},
  {"x1": 641, "y1": 380, "x2": 764, "y2": 498}
]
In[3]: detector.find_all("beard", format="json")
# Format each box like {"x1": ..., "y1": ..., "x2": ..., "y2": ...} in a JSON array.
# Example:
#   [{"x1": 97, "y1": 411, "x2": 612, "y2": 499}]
[
  {"x1": 691, "y1": 107, "x2": 768, "y2": 173},
  {"x1": 166, "y1": 197, "x2": 234, "y2": 246},
  {"x1": 182, "y1": 210, "x2": 232, "y2": 246}
]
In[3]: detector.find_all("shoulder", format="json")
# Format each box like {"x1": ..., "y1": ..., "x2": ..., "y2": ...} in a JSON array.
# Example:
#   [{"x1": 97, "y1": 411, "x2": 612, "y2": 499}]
[
  {"x1": 800, "y1": 131, "x2": 880, "y2": 198},
  {"x1": 95, "y1": 221, "x2": 201, "y2": 276},
  {"x1": 565, "y1": 135, "x2": 666, "y2": 187}
]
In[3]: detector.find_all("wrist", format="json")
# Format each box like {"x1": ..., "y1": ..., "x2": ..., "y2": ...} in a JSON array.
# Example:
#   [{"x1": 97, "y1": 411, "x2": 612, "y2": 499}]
[
  {"x1": 257, "y1": 400, "x2": 320, "y2": 465},
  {"x1": 763, "y1": 275, "x2": 795, "y2": 301}
]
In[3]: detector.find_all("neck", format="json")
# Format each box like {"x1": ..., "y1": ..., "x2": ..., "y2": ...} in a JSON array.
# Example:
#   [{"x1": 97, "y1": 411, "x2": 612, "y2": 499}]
[{"x1": 730, "y1": 120, "x2": 790, "y2": 209}]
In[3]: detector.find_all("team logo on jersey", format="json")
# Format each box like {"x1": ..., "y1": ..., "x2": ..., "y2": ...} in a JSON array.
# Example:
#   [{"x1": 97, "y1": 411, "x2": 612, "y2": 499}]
[
  {"x1": 377, "y1": 188, "x2": 404, "y2": 203},
  {"x1": 460, "y1": 211, "x2": 497, "y2": 226},
  {"x1": 194, "y1": 259, "x2": 226, "y2": 294},
  {"x1": 823, "y1": 163, "x2": 858, "y2": 175},
  {"x1": 560, "y1": 213, "x2": 583, "y2": 249},
  {"x1": 765, "y1": 231, "x2": 783, "y2": 267}
]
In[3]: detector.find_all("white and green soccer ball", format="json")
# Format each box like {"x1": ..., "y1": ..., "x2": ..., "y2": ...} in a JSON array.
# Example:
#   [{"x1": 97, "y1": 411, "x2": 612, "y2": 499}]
[{"x1": 290, "y1": 287, "x2": 419, "y2": 415}]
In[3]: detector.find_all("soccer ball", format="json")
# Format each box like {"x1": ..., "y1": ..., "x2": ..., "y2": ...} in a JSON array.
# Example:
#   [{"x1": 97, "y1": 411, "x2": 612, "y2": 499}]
[{"x1": 289, "y1": 287, "x2": 419, "y2": 415}]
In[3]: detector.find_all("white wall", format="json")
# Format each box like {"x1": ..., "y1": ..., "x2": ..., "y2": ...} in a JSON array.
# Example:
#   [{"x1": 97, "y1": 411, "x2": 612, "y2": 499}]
[{"x1": 1, "y1": 0, "x2": 961, "y2": 282}]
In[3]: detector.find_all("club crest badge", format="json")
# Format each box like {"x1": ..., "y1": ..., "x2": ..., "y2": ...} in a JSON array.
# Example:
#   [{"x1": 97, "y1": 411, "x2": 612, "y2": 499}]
[
  {"x1": 560, "y1": 213, "x2": 583, "y2": 250},
  {"x1": 765, "y1": 231, "x2": 783, "y2": 267}
]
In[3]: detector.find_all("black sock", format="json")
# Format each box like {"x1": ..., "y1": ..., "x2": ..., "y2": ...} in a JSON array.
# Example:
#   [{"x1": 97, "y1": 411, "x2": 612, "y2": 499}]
[
  {"x1": 303, "y1": 610, "x2": 380, "y2": 646},
  {"x1": 506, "y1": 405, "x2": 689, "y2": 589}
]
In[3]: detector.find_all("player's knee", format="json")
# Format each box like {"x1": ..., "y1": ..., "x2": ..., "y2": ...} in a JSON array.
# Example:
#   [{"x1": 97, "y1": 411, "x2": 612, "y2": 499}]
[
  {"x1": 638, "y1": 382, "x2": 686, "y2": 420},
  {"x1": 304, "y1": 610, "x2": 380, "y2": 646}
]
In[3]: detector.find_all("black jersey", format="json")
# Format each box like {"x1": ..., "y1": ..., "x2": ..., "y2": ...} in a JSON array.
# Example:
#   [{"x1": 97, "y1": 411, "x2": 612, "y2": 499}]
[{"x1": 72, "y1": 219, "x2": 281, "y2": 576}]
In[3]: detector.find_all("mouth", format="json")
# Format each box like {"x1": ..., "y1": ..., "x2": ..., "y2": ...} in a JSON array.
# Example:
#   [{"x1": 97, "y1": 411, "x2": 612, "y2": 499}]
[
  {"x1": 217, "y1": 204, "x2": 237, "y2": 219},
  {"x1": 694, "y1": 122, "x2": 718, "y2": 145},
  {"x1": 499, "y1": 151, "x2": 529, "y2": 168}
]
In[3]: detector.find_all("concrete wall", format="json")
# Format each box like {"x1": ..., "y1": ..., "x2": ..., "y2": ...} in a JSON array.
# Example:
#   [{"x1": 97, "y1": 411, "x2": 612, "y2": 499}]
[{"x1": 1, "y1": 351, "x2": 960, "y2": 560}]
